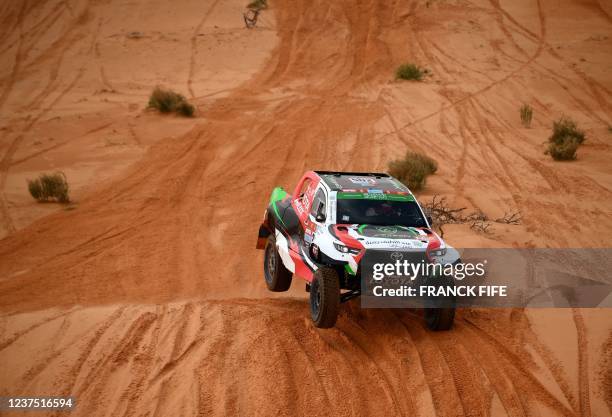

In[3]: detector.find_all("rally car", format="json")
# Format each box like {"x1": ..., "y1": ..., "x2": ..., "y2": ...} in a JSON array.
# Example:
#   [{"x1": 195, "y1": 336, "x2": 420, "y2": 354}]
[{"x1": 256, "y1": 171, "x2": 457, "y2": 330}]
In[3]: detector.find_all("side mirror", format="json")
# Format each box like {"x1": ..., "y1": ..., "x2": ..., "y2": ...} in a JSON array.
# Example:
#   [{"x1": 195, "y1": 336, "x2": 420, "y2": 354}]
[
  {"x1": 427, "y1": 215, "x2": 433, "y2": 226},
  {"x1": 315, "y1": 213, "x2": 326, "y2": 223}
]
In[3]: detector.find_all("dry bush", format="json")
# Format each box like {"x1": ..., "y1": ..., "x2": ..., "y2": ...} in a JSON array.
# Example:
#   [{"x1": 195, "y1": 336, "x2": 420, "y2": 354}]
[
  {"x1": 176, "y1": 101, "x2": 195, "y2": 117},
  {"x1": 520, "y1": 104, "x2": 533, "y2": 128},
  {"x1": 388, "y1": 151, "x2": 437, "y2": 191},
  {"x1": 126, "y1": 31, "x2": 144, "y2": 39},
  {"x1": 423, "y1": 196, "x2": 525, "y2": 236},
  {"x1": 148, "y1": 87, "x2": 195, "y2": 117},
  {"x1": 467, "y1": 211, "x2": 493, "y2": 234},
  {"x1": 395, "y1": 64, "x2": 428, "y2": 81},
  {"x1": 546, "y1": 117, "x2": 585, "y2": 161},
  {"x1": 423, "y1": 195, "x2": 466, "y2": 226},
  {"x1": 423, "y1": 196, "x2": 470, "y2": 237},
  {"x1": 247, "y1": 0, "x2": 267, "y2": 10},
  {"x1": 244, "y1": 0, "x2": 266, "y2": 27},
  {"x1": 495, "y1": 211, "x2": 521, "y2": 224},
  {"x1": 549, "y1": 117, "x2": 585, "y2": 145},
  {"x1": 547, "y1": 139, "x2": 580, "y2": 160},
  {"x1": 27, "y1": 172, "x2": 70, "y2": 203},
  {"x1": 466, "y1": 210, "x2": 488, "y2": 222},
  {"x1": 470, "y1": 219, "x2": 492, "y2": 234}
]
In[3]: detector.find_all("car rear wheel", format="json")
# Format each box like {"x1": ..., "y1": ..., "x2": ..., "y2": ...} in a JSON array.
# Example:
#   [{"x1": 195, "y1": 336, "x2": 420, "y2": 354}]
[
  {"x1": 263, "y1": 235, "x2": 292, "y2": 292},
  {"x1": 310, "y1": 267, "x2": 340, "y2": 328}
]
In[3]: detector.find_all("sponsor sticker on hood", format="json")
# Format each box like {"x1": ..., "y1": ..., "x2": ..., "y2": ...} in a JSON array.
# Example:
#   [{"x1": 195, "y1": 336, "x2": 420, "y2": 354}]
[{"x1": 346, "y1": 225, "x2": 428, "y2": 249}]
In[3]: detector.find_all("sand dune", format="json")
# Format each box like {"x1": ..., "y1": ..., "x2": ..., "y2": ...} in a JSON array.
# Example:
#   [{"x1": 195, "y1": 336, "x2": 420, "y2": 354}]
[
  {"x1": 0, "y1": 0, "x2": 611, "y2": 416},
  {"x1": 2, "y1": 302, "x2": 610, "y2": 417}
]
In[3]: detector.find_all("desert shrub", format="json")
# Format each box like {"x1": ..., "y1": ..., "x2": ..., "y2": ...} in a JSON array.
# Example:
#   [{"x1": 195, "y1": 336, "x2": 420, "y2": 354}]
[
  {"x1": 28, "y1": 179, "x2": 43, "y2": 201},
  {"x1": 549, "y1": 117, "x2": 585, "y2": 145},
  {"x1": 388, "y1": 151, "x2": 437, "y2": 191},
  {"x1": 176, "y1": 101, "x2": 195, "y2": 117},
  {"x1": 520, "y1": 104, "x2": 533, "y2": 128},
  {"x1": 395, "y1": 64, "x2": 428, "y2": 81},
  {"x1": 148, "y1": 87, "x2": 195, "y2": 117},
  {"x1": 546, "y1": 117, "x2": 585, "y2": 160},
  {"x1": 247, "y1": 0, "x2": 267, "y2": 10},
  {"x1": 547, "y1": 138, "x2": 580, "y2": 161},
  {"x1": 27, "y1": 172, "x2": 70, "y2": 203}
]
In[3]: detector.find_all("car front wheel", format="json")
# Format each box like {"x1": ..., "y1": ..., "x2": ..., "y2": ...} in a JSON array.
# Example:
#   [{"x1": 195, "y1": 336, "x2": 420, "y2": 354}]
[{"x1": 310, "y1": 267, "x2": 340, "y2": 328}]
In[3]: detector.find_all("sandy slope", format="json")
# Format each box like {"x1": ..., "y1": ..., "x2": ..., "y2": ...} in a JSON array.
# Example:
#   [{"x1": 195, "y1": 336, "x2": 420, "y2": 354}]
[{"x1": 0, "y1": 0, "x2": 611, "y2": 416}]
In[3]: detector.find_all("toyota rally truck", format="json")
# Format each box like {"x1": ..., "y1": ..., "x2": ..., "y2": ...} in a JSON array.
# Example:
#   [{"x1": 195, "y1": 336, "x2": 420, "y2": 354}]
[{"x1": 256, "y1": 171, "x2": 457, "y2": 330}]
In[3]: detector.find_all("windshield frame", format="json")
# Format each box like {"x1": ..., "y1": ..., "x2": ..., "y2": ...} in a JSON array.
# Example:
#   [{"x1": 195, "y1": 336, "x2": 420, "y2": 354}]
[{"x1": 334, "y1": 192, "x2": 428, "y2": 228}]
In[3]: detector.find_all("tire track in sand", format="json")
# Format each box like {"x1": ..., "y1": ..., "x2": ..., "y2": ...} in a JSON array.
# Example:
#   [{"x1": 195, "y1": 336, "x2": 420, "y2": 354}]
[
  {"x1": 572, "y1": 309, "x2": 592, "y2": 417},
  {"x1": 0, "y1": 308, "x2": 74, "y2": 352},
  {"x1": 187, "y1": 0, "x2": 222, "y2": 99},
  {"x1": 462, "y1": 317, "x2": 577, "y2": 416}
]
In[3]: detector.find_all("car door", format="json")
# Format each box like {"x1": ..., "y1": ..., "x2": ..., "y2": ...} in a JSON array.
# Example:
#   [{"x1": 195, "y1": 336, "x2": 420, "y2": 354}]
[
  {"x1": 303, "y1": 187, "x2": 326, "y2": 247},
  {"x1": 288, "y1": 176, "x2": 316, "y2": 247}
]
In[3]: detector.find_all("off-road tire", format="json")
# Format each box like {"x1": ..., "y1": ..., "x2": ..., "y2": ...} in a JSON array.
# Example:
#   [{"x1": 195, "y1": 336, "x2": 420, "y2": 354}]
[
  {"x1": 424, "y1": 307, "x2": 455, "y2": 331},
  {"x1": 310, "y1": 267, "x2": 340, "y2": 328},
  {"x1": 423, "y1": 273, "x2": 455, "y2": 331},
  {"x1": 263, "y1": 235, "x2": 292, "y2": 292}
]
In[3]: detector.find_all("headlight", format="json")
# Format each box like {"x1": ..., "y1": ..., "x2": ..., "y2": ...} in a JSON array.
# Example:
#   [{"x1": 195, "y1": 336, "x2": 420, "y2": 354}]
[
  {"x1": 429, "y1": 248, "x2": 447, "y2": 257},
  {"x1": 333, "y1": 242, "x2": 360, "y2": 255}
]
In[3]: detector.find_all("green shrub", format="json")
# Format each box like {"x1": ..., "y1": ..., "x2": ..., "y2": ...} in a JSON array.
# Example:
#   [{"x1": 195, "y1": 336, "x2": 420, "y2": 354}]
[
  {"x1": 549, "y1": 117, "x2": 585, "y2": 145},
  {"x1": 546, "y1": 117, "x2": 585, "y2": 161},
  {"x1": 28, "y1": 179, "x2": 43, "y2": 201},
  {"x1": 547, "y1": 138, "x2": 580, "y2": 161},
  {"x1": 520, "y1": 104, "x2": 533, "y2": 128},
  {"x1": 27, "y1": 172, "x2": 70, "y2": 203},
  {"x1": 395, "y1": 64, "x2": 428, "y2": 81},
  {"x1": 148, "y1": 87, "x2": 195, "y2": 117},
  {"x1": 176, "y1": 101, "x2": 195, "y2": 117},
  {"x1": 388, "y1": 151, "x2": 438, "y2": 191},
  {"x1": 247, "y1": 0, "x2": 267, "y2": 9}
]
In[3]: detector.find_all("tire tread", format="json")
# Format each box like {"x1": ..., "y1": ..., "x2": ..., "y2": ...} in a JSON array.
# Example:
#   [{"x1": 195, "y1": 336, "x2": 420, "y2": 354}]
[{"x1": 311, "y1": 267, "x2": 340, "y2": 328}]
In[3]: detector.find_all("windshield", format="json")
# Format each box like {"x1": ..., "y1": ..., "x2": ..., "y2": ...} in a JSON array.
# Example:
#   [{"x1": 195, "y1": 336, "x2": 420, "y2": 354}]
[{"x1": 336, "y1": 198, "x2": 427, "y2": 227}]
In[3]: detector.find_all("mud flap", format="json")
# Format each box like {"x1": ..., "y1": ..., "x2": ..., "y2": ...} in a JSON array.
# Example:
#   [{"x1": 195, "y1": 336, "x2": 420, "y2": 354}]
[
  {"x1": 275, "y1": 230, "x2": 295, "y2": 273},
  {"x1": 256, "y1": 224, "x2": 270, "y2": 249}
]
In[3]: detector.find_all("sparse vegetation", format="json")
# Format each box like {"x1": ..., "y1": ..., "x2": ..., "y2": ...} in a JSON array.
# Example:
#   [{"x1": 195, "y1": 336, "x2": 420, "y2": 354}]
[
  {"x1": 244, "y1": 0, "x2": 266, "y2": 27},
  {"x1": 546, "y1": 116, "x2": 585, "y2": 160},
  {"x1": 395, "y1": 64, "x2": 428, "y2": 81},
  {"x1": 470, "y1": 219, "x2": 492, "y2": 234},
  {"x1": 549, "y1": 117, "x2": 585, "y2": 145},
  {"x1": 424, "y1": 196, "x2": 464, "y2": 225},
  {"x1": 148, "y1": 87, "x2": 195, "y2": 117},
  {"x1": 126, "y1": 31, "x2": 144, "y2": 39},
  {"x1": 423, "y1": 196, "x2": 521, "y2": 237},
  {"x1": 520, "y1": 104, "x2": 533, "y2": 128},
  {"x1": 388, "y1": 151, "x2": 437, "y2": 191},
  {"x1": 27, "y1": 172, "x2": 70, "y2": 203},
  {"x1": 176, "y1": 101, "x2": 195, "y2": 117},
  {"x1": 247, "y1": 0, "x2": 267, "y2": 10},
  {"x1": 547, "y1": 138, "x2": 581, "y2": 161},
  {"x1": 495, "y1": 211, "x2": 522, "y2": 225}
]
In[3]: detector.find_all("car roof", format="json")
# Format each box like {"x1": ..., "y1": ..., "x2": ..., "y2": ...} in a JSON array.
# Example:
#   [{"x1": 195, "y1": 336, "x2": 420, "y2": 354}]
[{"x1": 315, "y1": 171, "x2": 410, "y2": 193}]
